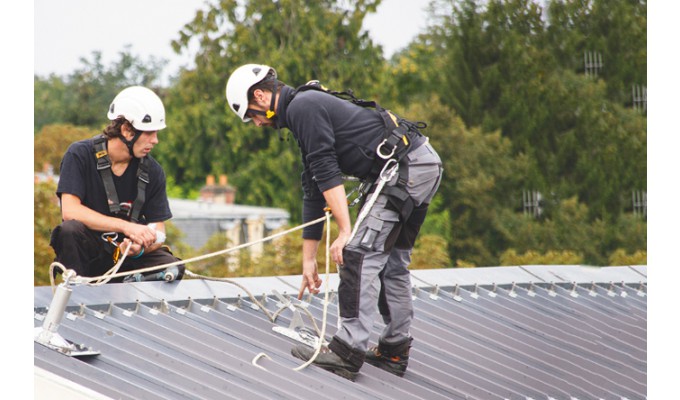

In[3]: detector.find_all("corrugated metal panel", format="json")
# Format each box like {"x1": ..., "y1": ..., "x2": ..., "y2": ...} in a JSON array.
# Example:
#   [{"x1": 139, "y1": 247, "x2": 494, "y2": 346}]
[{"x1": 34, "y1": 266, "x2": 646, "y2": 400}]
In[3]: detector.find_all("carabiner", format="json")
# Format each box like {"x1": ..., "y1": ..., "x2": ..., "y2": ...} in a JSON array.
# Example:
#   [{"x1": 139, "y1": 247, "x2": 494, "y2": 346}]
[
  {"x1": 379, "y1": 159, "x2": 399, "y2": 182},
  {"x1": 101, "y1": 232, "x2": 121, "y2": 263},
  {"x1": 101, "y1": 232, "x2": 119, "y2": 244}
]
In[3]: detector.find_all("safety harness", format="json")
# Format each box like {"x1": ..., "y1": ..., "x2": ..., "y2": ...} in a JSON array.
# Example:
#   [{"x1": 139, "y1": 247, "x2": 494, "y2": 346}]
[
  {"x1": 93, "y1": 134, "x2": 149, "y2": 223},
  {"x1": 293, "y1": 81, "x2": 425, "y2": 165},
  {"x1": 292, "y1": 81, "x2": 427, "y2": 221}
]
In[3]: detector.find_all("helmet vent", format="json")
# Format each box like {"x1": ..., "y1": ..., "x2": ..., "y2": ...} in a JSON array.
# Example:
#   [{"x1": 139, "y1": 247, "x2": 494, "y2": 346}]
[
  {"x1": 142, "y1": 114, "x2": 152, "y2": 123},
  {"x1": 252, "y1": 67, "x2": 262, "y2": 76},
  {"x1": 233, "y1": 104, "x2": 240, "y2": 112}
]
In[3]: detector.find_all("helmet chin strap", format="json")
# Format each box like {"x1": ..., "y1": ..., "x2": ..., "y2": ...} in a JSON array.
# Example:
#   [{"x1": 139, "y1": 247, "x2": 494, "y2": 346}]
[{"x1": 120, "y1": 131, "x2": 141, "y2": 157}]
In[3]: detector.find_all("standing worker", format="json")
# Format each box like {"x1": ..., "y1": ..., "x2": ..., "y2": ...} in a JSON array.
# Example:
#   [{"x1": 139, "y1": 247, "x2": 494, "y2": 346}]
[
  {"x1": 50, "y1": 86, "x2": 185, "y2": 283},
  {"x1": 225, "y1": 64, "x2": 442, "y2": 380}
]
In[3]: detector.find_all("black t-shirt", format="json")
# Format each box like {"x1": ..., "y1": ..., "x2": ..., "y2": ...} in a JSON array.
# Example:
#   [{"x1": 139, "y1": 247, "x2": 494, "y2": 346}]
[{"x1": 56, "y1": 137, "x2": 172, "y2": 224}]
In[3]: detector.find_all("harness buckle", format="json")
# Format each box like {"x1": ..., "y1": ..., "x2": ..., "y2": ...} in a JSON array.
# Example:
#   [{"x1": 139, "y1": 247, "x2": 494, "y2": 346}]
[{"x1": 376, "y1": 139, "x2": 397, "y2": 160}]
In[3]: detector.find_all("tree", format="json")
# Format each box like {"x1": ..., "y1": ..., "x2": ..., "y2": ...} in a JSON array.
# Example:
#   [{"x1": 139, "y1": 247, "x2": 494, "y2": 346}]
[
  {"x1": 34, "y1": 181, "x2": 61, "y2": 286},
  {"x1": 34, "y1": 47, "x2": 168, "y2": 133},
  {"x1": 159, "y1": 0, "x2": 389, "y2": 223},
  {"x1": 34, "y1": 124, "x2": 96, "y2": 173},
  {"x1": 403, "y1": 95, "x2": 533, "y2": 266}
]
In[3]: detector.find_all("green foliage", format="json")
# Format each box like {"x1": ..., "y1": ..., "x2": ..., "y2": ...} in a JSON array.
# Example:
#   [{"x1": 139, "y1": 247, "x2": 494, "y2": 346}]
[
  {"x1": 34, "y1": 47, "x2": 168, "y2": 132},
  {"x1": 158, "y1": 0, "x2": 389, "y2": 213},
  {"x1": 34, "y1": 181, "x2": 61, "y2": 286},
  {"x1": 499, "y1": 249, "x2": 584, "y2": 266},
  {"x1": 34, "y1": 124, "x2": 96, "y2": 173},
  {"x1": 608, "y1": 249, "x2": 646, "y2": 266}
]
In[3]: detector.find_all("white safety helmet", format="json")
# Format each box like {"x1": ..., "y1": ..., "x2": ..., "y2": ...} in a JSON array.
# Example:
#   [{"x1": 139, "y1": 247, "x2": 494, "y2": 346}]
[
  {"x1": 225, "y1": 64, "x2": 277, "y2": 122},
  {"x1": 107, "y1": 86, "x2": 166, "y2": 131}
]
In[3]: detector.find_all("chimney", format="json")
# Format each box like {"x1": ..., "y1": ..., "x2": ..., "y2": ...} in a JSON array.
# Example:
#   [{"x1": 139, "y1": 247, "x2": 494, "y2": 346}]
[{"x1": 199, "y1": 174, "x2": 236, "y2": 204}]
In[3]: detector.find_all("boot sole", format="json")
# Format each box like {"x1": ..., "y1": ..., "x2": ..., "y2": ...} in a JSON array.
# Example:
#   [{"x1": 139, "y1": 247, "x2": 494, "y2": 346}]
[
  {"x1": 365, "y1": 358, "x2": 406, "y2": 377},
  {"x1": 291, "y1": 348, "x2": 359, "y2": 381}
]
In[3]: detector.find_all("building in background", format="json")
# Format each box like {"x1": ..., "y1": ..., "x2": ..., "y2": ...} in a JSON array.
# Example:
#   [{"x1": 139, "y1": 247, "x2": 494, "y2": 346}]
[{"x1": 169, "y1": 175, "x2": 290, "y2": 269}]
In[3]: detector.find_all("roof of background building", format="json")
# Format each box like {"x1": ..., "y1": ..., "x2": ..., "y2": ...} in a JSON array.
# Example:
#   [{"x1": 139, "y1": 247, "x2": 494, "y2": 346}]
[
  {"x1": 34, "y1": 265, "x2": 647, "y2": 400},
  {"x1": 167, "y1": 198, "x2": 290, "y2": 249}
]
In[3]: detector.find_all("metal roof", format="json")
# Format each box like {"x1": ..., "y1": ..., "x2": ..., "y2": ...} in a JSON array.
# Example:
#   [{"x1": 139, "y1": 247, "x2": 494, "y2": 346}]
[{"x1": 34, "y1": 265, "x2": 647, "y2": 400}]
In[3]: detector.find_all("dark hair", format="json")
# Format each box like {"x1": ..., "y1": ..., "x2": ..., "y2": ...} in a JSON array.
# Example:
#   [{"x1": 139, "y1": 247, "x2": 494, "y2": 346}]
[
  {"x1": 102, "y1": 117, "x2": 139, "y2": 139},
  {"x1": 247, "y1": 69, "x2": 285, "y2": 103}
]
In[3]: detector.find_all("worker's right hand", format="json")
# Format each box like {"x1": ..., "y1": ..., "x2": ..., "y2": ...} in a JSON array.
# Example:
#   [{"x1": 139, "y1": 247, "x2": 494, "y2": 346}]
[
  {"x1": 125, "y1": 223, "x2": 156, "y2": 248},
  {"x1": 298, "y1": 259, "x2": 322, "y2": 300}
]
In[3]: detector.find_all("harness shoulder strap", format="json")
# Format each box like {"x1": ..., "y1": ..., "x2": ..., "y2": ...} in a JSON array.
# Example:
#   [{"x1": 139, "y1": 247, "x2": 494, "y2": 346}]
[
  {"x1": 93, "y1": 135, "x2": 121, "y2": 214},
  {"x1": 130, "y1": 157, "x2": 149, "y2": 223},
  {"x1": 92, "y1": 134, "x2": 149, "y2": 222}
]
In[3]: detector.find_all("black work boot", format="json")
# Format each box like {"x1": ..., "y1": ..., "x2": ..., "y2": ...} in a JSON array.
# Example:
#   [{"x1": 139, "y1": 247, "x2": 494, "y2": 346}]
[
  {"x1": 365, "y1": 337, "x2": 413, "y2": 377},
  {"x1": 291, "y1": 337, "x2": 364, "y2": 381}
]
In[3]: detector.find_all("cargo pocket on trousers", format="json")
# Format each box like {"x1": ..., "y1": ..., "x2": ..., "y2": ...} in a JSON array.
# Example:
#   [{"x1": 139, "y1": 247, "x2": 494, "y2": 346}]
[{"x1": 338, "y1": 249, "x2": 364, "y2": 318}]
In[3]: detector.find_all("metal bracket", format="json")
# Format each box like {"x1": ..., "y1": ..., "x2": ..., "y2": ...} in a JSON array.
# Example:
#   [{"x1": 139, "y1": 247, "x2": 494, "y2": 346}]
[
  {"x1": 271, "y1": 307, "x2": 325, "y2": 348},
  {"x1": 34, "y1": 281, "x2": 100, "y2": 357}
]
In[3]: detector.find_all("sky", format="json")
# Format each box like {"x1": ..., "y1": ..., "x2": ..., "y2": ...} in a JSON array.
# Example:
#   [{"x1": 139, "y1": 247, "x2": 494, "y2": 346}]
[{"x1": 34, "y1": 0, "x2": 432, "y2": 83}]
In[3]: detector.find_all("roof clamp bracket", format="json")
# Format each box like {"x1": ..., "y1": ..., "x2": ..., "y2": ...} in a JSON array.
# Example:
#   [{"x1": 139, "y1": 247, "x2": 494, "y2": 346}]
[
  {"x1": 619, "y1": 281, "x2": 628, "y2": 298},
  {"x1": 607, "y1": 281, "x2": 617, "y2": 297},
  {"x1": 452, "y1": 284, "x2": 463, "y2": 302},
  {"x1": 548, "y1": 282, "x2": 557, "y2": 297},
  {"x1": 271, "y1": 307, "x2": 324, "y2": 348},
  {"x1": 272, "y1": 289, "x2": 295, "y2": 312},
  {"x1": 429, "y1": 284, "x2": 440, "y2": 300},
  {"x1": 488, "y1": 283, "x2": 497, "y2": 298},
  {"x1": 94, "y1": 302, "x2": 113, "y2": 320},
  {"x1": 412, "y1": 285, "x2": 420, "y2": 300},
  {"x1": 637, "y1": 281, "x2": 646, "y2": 297},
  {"x1": 470, "y1": 284, "x2": 479, "y2": 299},
  {"x1": 570, "y1": 282, "x2": 579, "y2": 298},
  {"x1": 160, "y1": 299, "x2": 170, "y2": 314},
  {"x1": 508, "y1": 282, "x2": 518, "y2": 298},
  {"x1": 527, "y1": 282, "x2": 536, "y2": 297},
  {"x1": 122, "y1": 301, "x2": 141, "y2": 317}
]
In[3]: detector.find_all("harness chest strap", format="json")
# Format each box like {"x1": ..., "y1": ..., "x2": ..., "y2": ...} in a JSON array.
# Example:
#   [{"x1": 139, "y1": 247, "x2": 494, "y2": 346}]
[{"x1": 93, "y1": 135, "x2": 149, "y2": 222}]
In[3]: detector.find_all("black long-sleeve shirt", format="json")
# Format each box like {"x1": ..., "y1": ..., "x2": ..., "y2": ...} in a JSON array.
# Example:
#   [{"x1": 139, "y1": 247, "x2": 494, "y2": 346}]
[{"x1": 275, "y1": 85, "x2": 387, "y2": 239}]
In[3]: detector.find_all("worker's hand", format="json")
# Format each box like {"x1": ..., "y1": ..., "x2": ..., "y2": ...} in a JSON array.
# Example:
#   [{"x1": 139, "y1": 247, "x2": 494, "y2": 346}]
[
  {"x1": 298, "y1": 259, "x2": 322, "y2": 300},
  {"x1": 124, "y1": 223, "x2": 156, "y2": 248},
  {"x1": 121, "y1": 238, "x2": 144, "y2": 258},
  {"x1": 330, "y1": 230, "x2": 351, "y2": 265}
]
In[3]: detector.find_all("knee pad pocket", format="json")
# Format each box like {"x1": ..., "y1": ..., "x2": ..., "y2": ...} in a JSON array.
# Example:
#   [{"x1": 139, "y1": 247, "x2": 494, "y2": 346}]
[{"x1": 338, "y1": 249, "x2": 364, "y2": 318}]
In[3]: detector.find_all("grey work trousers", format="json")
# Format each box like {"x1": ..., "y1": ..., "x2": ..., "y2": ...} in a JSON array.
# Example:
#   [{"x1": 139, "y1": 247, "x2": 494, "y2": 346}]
[{"x1": 334, "y1": 141, "x2": 442, "y2": 352}]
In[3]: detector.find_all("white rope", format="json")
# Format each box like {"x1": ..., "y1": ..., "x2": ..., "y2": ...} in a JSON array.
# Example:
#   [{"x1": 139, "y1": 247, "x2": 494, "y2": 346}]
[
  {"x1": 62, "y1": 215, "x2": 328, "y2": 286},
  {"x1": 293, "y1": 210, "x2": 332, "y2": 371},
  {"x1": 348, "y1": 159, "x2": 398, "y2": 244}
]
